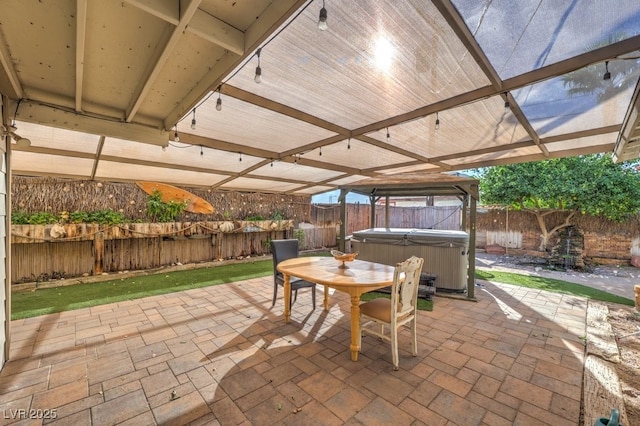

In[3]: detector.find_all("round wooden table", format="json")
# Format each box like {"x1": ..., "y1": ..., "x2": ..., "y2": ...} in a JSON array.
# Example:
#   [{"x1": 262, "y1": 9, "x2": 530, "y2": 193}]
[{"x1": 277, "y1": 256, "x2": 395, "y2": 361}]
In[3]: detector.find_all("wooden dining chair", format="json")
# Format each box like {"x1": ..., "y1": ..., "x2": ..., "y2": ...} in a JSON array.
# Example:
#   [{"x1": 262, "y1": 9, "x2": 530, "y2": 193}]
[
  {"x1": 358, "y1": 255, "x2": 424, "y2": 370},
  {"x1": 271, "y1": 239, "x2": 316, "y2": 310}
]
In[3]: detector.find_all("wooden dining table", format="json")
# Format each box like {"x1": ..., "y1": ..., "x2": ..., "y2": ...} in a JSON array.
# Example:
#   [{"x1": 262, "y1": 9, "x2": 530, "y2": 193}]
[{"x1": 277, "y1": 256, "x2": 395, "y2": 361}]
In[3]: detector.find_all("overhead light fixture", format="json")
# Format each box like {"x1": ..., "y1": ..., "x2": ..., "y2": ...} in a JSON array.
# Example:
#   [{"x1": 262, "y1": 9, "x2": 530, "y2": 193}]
[
  {"x1": 239, "y1": 153, "x2": 242, "y2": 162},
  {"x1": 13, "y1": 134, "x2": 31, "y2": 148},
  {"x1": 254, "y1": 48, "x2": 262, "y2": 83},
  {"x1": 200, "y1": 145, "x2": 203, "y2": 157},
  {"x1": 504, "y1": 92, "x2": 510, "y2": 109},
  {"x1": 319, "y1": 146, "x2": 322, "y2": 156},
  {"x1": 603, "y1": 61, "x2": 611, "y2": 81},
  {"x1": 318, "y1": 0, "x2": 328, "y2": 31},
  {"x1": 435, "y1": 112, "x2": 440, "y2": 130},
  {"x1": 216, "y1": 87, "x2": 222, "y2": 111},
  {"x1": 347, "y1": 138, "x2": 351, "y2": 150},
  {"x1": 174, "y1": 125, "x2": 180, "y2": 142},
  {"x1": 191, "y1": 108, "x2": 196, "y2": 130},
  {"x1": 386, "y1": 127, "x2": 390, "y2": 143},
  {"x1": 1, "y1": 124, "x2": 31, "y2": 148}
]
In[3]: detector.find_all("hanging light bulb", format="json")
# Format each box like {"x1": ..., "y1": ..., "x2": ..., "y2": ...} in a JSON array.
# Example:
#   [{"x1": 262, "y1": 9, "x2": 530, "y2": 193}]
[
  {"x1": 504, "y1": 92, "x2": 510, "y2": 109},
  {"x1": 239, "y1": 152, "x2": 242, "y2": 162},
  {"x1": 191, "y1": 108, "x2": 196, "y2": 130},
  {"x1": 162, "y1": 146, "x2": 167, "y2": 152},
  {"x1": 174, "y1": 125, "x2": 180, "y2": 142},
  {"x1": 200, "y1": 145, "x2": 203, "y2": 157},
  {"x1": 216, "y1": 88, "x2": 222, "y2": 111},
  {"x1": 386, "y1": 127, "x2": 390, "y2": 143},
  {"x1": 347, "y1": 138, "x2": 351, "y2": 150},
  {"x1": 254, "y1": 48, "x2": 262, "y2": 83},
  {"x1": 435, "y1": 112, "x2": 440, "y2": 130},
  {"x1": 603, "y1": 61, "x2": 611, "y2": 81},
  {"x1": 318, "y1": 0, "x2": 328, "y2": 30},
  {"x1": 271, "y1": 159, "x2": 274, "y2": 167},
  {"x1": 319, "y1": 146, "x2": 322, "y2": 156}
]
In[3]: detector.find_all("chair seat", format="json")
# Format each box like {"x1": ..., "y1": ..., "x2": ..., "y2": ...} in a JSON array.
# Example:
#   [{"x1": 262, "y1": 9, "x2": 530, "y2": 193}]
[{"x1": 360, "y1": 298, "x2": 392, "y2": 322}]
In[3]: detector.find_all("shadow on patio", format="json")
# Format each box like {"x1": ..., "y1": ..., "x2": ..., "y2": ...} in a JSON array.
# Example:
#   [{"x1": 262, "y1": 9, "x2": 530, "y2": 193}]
[{"x1": 0, "y1": 277, "x2": 587, "y2": 425}]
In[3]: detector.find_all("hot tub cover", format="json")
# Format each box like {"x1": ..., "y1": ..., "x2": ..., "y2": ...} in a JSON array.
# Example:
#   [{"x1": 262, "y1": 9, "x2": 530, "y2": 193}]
[{"x1": 351, "y1": 228, "x2": 468, "y2": 248}]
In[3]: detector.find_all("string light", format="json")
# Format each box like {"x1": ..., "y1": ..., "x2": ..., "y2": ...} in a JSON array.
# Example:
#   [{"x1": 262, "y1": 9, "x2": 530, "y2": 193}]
[
  {"x1": 347, "y1": 138, "x2": 351, "y2": 150},
  {"x1": 504, "y1": 92, "x2": 510, "y2": 109},
  {"x1": 200, "y1": 145, "x2": 203, "y2": 157},
  {"x1": 173, "y1": 125, "x2": 180, "y2": 142},
  {"x1": 318, "y1": 0, "x2": 328, "y2": 30},
  {"x1": 190, "y1": 108, "x2": 196, "y2": 130},
  {"x1": 239, "y1": 153, "x2": 242, "y2": 162},
  {"x1": 216, "y1": 87, "x2": 222, "y2": 111},
  {"x1": 319, "y1": 146, "x2": 322, "y2": 156},
  {"x1": 254, "y1": 48, "x2": 262, "y2": 83},
  {"x1": 162, "y1": 146, "x2": 167, "y2": 152},
  {"x1": 603, "y1": 61, "x2": 611, "y2": 81},
  {"x1": 435, "y1": 112, "x2": 440, "y2": 130},
  {"x1": 271, "y1": 159, "x2": 274, "y2": 167},
  {"x1": 386, "y1": 127, "x2": 390, "y2": 143}
]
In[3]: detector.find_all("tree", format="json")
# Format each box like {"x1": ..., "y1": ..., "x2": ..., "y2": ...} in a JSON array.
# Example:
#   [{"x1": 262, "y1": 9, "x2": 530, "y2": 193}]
[{"x1": 479, "y1": 154, "x2": 640, "y2": 251}]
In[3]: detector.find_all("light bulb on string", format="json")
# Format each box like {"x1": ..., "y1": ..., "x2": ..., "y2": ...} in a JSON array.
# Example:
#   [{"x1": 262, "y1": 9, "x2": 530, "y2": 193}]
[
  {"x1": 347, "y1": 138, "x2": 351, "y2": 150},
  {"x1": 386, "y1": 127, "x2": 390, "y2": 143},
  {"x1": 216, "y1": 94, "x2": 222, "y2": 111},
  {"x1": 191, "y1": 108, "x2": 196, "y2": 130},
  {"x1": 254, "y1": 48, "x2": 262, "y2": 83},
  {"x1": 239, "y1": 153, "x2": 242, "y2": 162},
  {"x1": 319, "y1": 146, "x2": 322, "y2": 156},
  {"x1": 435, "y1": 112, "x2": 440, "y2": 130},
  {"x1": 504, "y1": 92, "x2": 510, "y2": 109},
  {"x1": 603, "y1": 61, "x2": 611, "y2": 81},
  {"x1": 173, "y1": 125, "x2": 180, "y2": 142},
  {"x1": 200, "y1": 145, "x2": 203, "y2": 157},
  {"x1": 318, "y1": 0, "x2": 328, "y2": 30}
]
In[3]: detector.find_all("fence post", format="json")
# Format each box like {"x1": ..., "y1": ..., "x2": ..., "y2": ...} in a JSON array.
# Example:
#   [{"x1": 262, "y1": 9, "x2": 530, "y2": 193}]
[{"x1": 94, "y1": 231, "x2": 104, "y2": 275}]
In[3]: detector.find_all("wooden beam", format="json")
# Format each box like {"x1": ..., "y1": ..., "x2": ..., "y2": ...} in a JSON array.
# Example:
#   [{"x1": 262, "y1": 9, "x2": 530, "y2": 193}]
[{"x1": 75, "y1": 0, "x2": 88, "y2": 112}]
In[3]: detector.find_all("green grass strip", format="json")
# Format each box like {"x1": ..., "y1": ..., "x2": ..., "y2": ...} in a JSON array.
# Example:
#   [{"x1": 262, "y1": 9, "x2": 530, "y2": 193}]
[
  {"x1": 12, "y1": 261, "x2": 633, "y2": 320},
  {"x1": 476, "y1": 269, "x2": 634, "y2": 306},
  {"x1": 11, "y1": 260, "x2": 274, "y2": 320}
]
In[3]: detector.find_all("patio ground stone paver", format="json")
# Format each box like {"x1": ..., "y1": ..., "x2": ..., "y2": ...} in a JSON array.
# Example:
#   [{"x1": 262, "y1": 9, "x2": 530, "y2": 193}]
[{"x1": 0, "y1": 277, "x2": 590, "y2": 425}]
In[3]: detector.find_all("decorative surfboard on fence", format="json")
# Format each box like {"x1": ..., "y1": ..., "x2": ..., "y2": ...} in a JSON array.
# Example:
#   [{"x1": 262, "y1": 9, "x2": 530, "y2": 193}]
[{"x1": 136, "y1": 181, "x2": 215, "y2": 214}]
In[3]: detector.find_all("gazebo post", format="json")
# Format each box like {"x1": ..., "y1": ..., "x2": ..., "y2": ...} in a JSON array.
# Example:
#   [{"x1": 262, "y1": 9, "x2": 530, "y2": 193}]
[
  {"x1": 369, "y1": 195, "x2": 376, "y2": 228},
  {"x1": 339, "y1": 189, "x2": 348, "y2": 252},
  {"x1": 467, "y1": 187, "x2": 478, "y2": 300}
]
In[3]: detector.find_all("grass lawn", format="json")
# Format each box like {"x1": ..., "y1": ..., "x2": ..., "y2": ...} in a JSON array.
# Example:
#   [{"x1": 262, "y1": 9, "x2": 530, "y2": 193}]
[{"x1": 11, "y1": 261, "x2": 634, "y2": 320}]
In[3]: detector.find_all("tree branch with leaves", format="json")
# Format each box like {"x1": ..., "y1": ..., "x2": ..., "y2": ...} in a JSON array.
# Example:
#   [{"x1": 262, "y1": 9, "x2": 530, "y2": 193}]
[{"x1": 479, "y1": 154, "x2": 640, "y2": 251}]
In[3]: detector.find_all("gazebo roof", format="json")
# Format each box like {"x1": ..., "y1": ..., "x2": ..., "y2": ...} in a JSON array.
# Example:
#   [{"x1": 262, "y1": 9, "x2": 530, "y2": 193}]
[
  {"x1": 340, "y1": 172, "x2": 479, "y2": 199},
  {"x1": 1, "y1": 1, "x2": 640, "y2": 195}
]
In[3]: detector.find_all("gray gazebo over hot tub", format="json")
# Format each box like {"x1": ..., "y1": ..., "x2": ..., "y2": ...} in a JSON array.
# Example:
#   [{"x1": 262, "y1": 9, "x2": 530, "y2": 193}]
[{"x1": 337, "y1": 172, "x2": 480, "y2": 300}]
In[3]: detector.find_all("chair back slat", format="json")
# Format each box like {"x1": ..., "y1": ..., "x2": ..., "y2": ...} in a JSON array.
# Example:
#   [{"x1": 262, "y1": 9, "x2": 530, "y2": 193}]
[{"x1": 392, "y1": 256, "x2": 424, "y2": 318}]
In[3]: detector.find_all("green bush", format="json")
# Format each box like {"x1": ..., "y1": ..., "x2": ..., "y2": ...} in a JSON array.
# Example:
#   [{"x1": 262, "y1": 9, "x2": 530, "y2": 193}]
[{"x1": 146, "y1": 190, "x2": 187, "y2": 222}]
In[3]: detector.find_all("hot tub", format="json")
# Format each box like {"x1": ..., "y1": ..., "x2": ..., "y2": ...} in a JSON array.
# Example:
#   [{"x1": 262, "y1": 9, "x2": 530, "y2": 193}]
[{"x1": 350, "y1": 228, "x2": 469, "y2": 292}]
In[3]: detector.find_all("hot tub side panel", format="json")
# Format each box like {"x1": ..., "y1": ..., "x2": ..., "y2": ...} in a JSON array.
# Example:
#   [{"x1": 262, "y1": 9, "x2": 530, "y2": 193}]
[{"x1": 351, "y1": 234, "x2": 468, "y2": 291}]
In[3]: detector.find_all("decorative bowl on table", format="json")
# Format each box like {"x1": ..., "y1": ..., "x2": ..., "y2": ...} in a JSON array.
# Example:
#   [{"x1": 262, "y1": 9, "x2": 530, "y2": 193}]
[{"x1": 331, "y1": 250, "x2": 358, "y2": 268}]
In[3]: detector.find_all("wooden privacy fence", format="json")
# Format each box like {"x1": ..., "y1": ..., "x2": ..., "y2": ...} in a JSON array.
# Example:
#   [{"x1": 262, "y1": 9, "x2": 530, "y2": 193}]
[
  {"x1": 11, "y1": 221, "x2": 294, "y2": 284},
  {"x1": 310, "y1": 204, "x2": 462, "y2": 233}
]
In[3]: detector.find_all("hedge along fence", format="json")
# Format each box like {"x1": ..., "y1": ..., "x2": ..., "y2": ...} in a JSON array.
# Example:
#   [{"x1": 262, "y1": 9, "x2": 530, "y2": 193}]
[{"x1": 12, "y1": 176, "x2": 312, "y2": 223}]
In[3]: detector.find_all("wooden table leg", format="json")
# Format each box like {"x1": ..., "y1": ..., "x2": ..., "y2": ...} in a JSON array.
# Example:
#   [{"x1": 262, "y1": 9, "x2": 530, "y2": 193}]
[
  {"x1": 283, "y1": 274, "x2": 291, "y2": 323},
  {"x1": 323, "y1": 285, "x2": 329, "y2": 311},
  {"x1": 349, "y1": 294, "x2": 360, "y2": 361}
]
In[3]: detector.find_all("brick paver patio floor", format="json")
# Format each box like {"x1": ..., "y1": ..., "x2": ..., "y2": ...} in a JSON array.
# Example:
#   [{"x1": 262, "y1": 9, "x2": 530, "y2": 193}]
[{"x1": 0, "y1": 278, "x2": 587, "y2": 425}]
